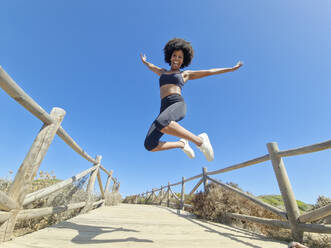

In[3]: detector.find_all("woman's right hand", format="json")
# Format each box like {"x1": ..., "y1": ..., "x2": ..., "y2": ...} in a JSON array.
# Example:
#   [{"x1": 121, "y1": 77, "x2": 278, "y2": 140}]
[{"x1": 140, "y1": 53, "x2": 147, "y2": 64}]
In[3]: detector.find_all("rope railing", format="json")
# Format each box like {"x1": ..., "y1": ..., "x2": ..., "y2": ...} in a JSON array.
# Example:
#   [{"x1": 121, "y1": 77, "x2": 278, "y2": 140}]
[
  {"x1": 0, "y1": 66, "x2": 120, "y2": 242},
  {"x1": 133, "y1": 140, "x2": 331, "y2": 241}
]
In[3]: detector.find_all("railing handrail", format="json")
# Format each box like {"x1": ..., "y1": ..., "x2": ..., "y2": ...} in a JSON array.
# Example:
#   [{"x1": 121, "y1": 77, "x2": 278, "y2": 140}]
[
  {"x1": 144, "y1": 138, "x2": 331, "y2": 194},
  {"x1": 0, "y1": 66, "x2": 96, "y2": 164},
  {"x1": 0, "y1": 66, "x2": 120, "y2": 242},
  {"x1": 137, "y1": 140, "x2": 331, "y2": 240}
]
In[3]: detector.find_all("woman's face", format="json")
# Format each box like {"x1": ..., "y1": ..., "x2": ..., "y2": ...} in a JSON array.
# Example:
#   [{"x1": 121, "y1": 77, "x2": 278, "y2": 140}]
[{"x1": 170, "y1": 50, "x2": 184, "y2": 70}]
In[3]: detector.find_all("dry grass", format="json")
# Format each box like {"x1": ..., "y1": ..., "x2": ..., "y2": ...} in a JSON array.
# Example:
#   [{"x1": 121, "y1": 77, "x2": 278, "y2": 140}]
[
  {"x1": 123, "y1": 182, "x2": 330, "y2": 248},
  {"x1": 189, "y1": 182, "x2": 330, "y2": 248},
  {"x1": 0, "y1": 171, "x2": 104, "y2": 237},
  {"x1": 105, "y1": 191, "x2": 122, "y2": 206}
]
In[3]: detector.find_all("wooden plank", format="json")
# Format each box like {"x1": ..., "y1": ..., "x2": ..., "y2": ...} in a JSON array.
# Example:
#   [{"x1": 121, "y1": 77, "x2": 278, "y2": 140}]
[
  {"x1": 299, "y1": 203, "x2": 331, "y2": 223},
  {"x1": 267, "y1": 142, "x2": 303, "y2": 241},
  {"x1": 207, "y1": 154, "x2": 270, "y2": 176},
  {"x1": 23, "y1": 166, "x2": 97, "y2": 206},
  {"x1": 189, "y1": 178, "x2": 204, "y2": 196},
  {"x1": 277, "y1": 140, "x2": 331, "y2": 158},
  {"x1": 207, "y1": 176, "x2": 287, "y2": 219},
  {"x1": 226, "y1": 212, "x2": 290, "y2": 229},
  {"x1": 0, "y1": 192, "x2": 18, "y2": 211}
]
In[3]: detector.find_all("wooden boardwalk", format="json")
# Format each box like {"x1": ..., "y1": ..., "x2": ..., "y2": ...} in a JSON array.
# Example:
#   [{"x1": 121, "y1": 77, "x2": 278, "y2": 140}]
[{"x1": 2, "y1": 204, "x2": 289, "y2": 248}]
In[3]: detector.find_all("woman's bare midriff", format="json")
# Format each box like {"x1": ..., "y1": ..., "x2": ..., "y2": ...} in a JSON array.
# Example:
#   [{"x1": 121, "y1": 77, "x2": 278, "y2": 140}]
[{"x1": 160, "y1": 84, "x2": 182, "y2": 99}]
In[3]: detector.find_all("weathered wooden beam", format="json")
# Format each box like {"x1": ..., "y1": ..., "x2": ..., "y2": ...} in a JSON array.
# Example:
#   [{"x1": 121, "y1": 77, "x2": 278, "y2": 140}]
[
  {"x1": 297, "y1": 223, "x2": 331, "y2": 234},
  {"x1": 206, "y1": 176, "x2": 287, "y2": 219},
  {"x1": 180, "y1": 177, "x2": 185, "y2": 210},
  {"x1": 0, "y1": 192, "x2": 18, "y2": 211},
  {"x1": 160, "y1": 188, "x2": 168, "y2": 205},
  {"x1": 202, "y1": 167, "x2": 208, "y2": 192},
  {"x1": 23, "y1": 166, "x2": 97, "y2": 206},
  {"x1": 57, "y1": 128, "x2": 96, "y2": 163},
  {"x1": 267, "y1": 142, "x2": 303, "y2": 241},
  {"x1": 277, "y1": 140, "x2": 331, "y2": 158},
  {"x1": 189, "y1": 178, "x2": 204, "y2": 196},
  {"x1": 0, "y1": 66, "x2": 96, "y2": 164},
  {"x1": 169, "y1": 187, "x2": 181, "y2": 202},
  {"x1": 17, "y1": 202, "x2": 86, "y2": 220},
  {"x1": 8, "y1": 107, "x2": 66, "y2": 205},
  {"x1": 92, "y1": 200, "x2": 105, "y2": 207},
  {"x1": 226, "y1": 212, "x2": 290, "y2": 229},
  {"x1": 97, "y1": 170, "x2": 105, "y2": 199},
  {"x1": 0, "y1": 212, "x2": 10, "y2": 224},
  {"x1": 0, "y1": 210, "x2": 19, "y2": 242},
  {"x1": 81, "y1": 156, "x2": 101, "y2": 213},
  {"x1": 104, "y1": 170, "x2": 113, "y2": 194},
  {"x1": 207, "y1": 154, "x2": 270, "y2": 176},
  {"x1": 167, "y1": 183, "x2": 170, "y2": 207},
  {"x1": 299, "y1": 203, "x2": 331, "y2": 223},
  {"x1": 100, "y1": 165, "x2": 111, "y2": 176},
  {"x1": 183, "y1": 174, "x2": 203, "y2": 184}
]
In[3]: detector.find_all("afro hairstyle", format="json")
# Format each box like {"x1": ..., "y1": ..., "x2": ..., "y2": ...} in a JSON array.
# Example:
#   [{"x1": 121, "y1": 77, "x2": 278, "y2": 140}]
[{"x1": 163, "y1": 38, "x2": 194, "y2": 68}]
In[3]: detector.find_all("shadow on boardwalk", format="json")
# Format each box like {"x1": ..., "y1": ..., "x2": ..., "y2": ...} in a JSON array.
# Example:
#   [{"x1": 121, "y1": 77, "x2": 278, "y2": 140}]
[
  {"x1": 159, "y1": 206, "x2": 287, "y2": 248},
  {"x1": 53, "y1": 221, "x2": 154, "y2": 244}
]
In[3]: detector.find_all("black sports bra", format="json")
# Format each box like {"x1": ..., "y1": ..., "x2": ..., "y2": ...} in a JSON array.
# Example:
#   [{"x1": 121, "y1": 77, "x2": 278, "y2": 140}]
[{"x1": 159, "y1": 72, "x2": 184, "y2": 89}]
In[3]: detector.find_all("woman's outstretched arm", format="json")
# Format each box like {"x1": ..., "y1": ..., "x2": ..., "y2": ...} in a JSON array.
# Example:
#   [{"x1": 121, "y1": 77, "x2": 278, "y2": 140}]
[
  {"x1": 185, "y1": 61, "x2": 243, "y2": 81},
  {"x1": 140, "y1": 53, "x2": 164, "y2": 76}
]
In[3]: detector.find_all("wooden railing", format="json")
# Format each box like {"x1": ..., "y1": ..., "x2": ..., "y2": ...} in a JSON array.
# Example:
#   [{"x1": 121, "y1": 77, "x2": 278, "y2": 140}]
[
  {"x1": 134, "y1": 141, "x2": 331, "y2": 242},
  {"x1": 0, "y1": 67, "x2": 120, "y2": 242}
]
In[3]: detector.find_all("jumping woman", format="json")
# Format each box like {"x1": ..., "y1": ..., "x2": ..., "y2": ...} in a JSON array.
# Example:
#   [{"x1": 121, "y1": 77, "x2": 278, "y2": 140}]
[{"x1": 141, "y1": 38, "x2": 242, "y2": 161}]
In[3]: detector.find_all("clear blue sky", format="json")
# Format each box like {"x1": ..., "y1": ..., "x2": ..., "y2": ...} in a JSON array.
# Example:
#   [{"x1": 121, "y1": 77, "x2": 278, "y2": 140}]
[{"x1": 1, "y1": 1, "x2": 330, "y2": 204}]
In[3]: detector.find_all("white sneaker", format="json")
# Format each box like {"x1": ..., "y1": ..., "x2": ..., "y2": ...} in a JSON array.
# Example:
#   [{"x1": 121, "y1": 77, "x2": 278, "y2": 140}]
[
  {"x1": 198, "y1": 133, "x2": 214, "y2": 162},
  {"x1": 179, "y1": 139, "x2": 195, "y2": 159}
]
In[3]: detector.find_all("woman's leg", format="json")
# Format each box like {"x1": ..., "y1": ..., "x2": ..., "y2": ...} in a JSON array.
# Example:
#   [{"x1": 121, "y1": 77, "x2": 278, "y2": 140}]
[
  {"x1": 144, "y1": 122, "x2": 185, "y2": 152},
  {"x1": 150, "y1": 140, "x2": 184, "y2": 152},
  {"x1": 161, "y1": 121, "x2": 203, "y2": 146}
]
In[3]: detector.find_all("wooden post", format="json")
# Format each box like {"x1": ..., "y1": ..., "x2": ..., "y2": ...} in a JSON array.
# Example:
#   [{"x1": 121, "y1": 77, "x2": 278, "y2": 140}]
[
  {"x1": 167, "y1": 182, "x2": 170, "y2": 207},
  {"x1": 81, "y1": 155, "x2": 101, "y2": 213},
  {"x1": 151, "y1": 189, "x2": 154, "y2": 204},
  {"x1": 159, "y1": 187, "x2": 163, "y2": 205},
  {"x1": 267, "y1": 142, "x2": 303, "y2": 242},
  {"x1": 180, "y1": 177, "x2": 185, "y2": 210},
  {"x1": 0, "y1": 107, "x2": 65, "y2": 242},
  {"x1": 97, "y1": 170, "x2": 105, "y2": 199},
  {"x1": 111, "y1": 179, "x2": 117, "y2": 192},
  {"x1": 202, "y1": 167, "x2": 208, "y2": 193},
  {"x1": 104, "y1": 170, "x2": 113, "y2": 195}
]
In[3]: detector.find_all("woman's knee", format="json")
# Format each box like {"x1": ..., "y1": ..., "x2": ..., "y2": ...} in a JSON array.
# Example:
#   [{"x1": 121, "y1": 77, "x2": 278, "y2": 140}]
[{"x1": 144, "y1": 137, "x2": 158, "y2": 151}]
